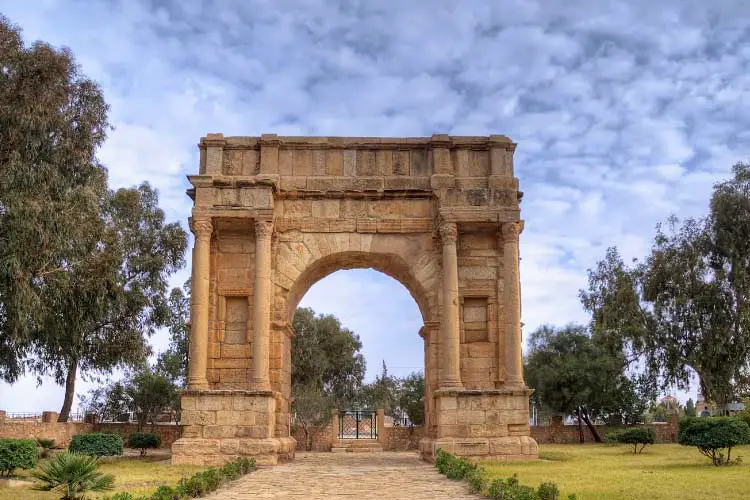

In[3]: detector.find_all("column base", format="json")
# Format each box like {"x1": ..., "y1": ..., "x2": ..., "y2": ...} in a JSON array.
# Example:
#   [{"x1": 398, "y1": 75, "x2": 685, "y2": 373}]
[
  {"x1": 171, "y1": 390, "x2": 295, "y2": 466},
  {"x1": 422, "y1": 387, "x2": 538, "y2": 462}
]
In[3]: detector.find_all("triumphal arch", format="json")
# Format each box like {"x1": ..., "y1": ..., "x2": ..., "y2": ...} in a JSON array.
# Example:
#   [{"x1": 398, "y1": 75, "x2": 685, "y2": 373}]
[{"x1": 171, "y1": 134, "x2": 538, "y2": 465}]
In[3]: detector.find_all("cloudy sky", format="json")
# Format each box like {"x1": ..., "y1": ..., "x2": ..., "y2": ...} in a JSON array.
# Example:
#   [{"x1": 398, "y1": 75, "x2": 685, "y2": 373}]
[{"x1": 1, "y1": 0, "x2": 749, "y2": 412}]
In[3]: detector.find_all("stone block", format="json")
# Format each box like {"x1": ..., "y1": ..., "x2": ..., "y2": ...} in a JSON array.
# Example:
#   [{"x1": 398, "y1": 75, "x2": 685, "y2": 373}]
[
  {"x1": 327, "y1": 150, "x2": 343, "y2": 175},
  {"x1": 278, "y1": 149, "x2": 293, "y2": 175},
  {"x1": 453, "y1": 439, "x2": 489, "y2": 456},
  {"x1": 204, "y1": 425, "x2": 238, "y2": 439},
  {"x1": 312, "y1": 200, "x2": 340, "y2": 218},
  {"x1": 280, "y1": 176, "x2": 308, "y2": 191},
  {"x1": 182, "y1": 410, "x2": 215, "y2": 426},
  {"x1": 393, "y1": 150, "x2": 409, "y2": 175},
  {"x1": 470, "y1": 424, "x2": 508, "y2": 438},
  {"x1": 343, "y1": 150, "x2": 357, "y2": 176}
]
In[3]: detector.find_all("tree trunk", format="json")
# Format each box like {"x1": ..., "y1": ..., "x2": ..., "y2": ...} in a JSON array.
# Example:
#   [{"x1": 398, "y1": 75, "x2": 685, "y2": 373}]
[
  {"x1": 581, "y1": 407, "x2": 603, "y2": 443},
  {"x1": 576, "y1": 407, "x2": 584, "y2": 444},
  {"x1": 58, "y1": 360, "x2": 78, "y2": 422}
]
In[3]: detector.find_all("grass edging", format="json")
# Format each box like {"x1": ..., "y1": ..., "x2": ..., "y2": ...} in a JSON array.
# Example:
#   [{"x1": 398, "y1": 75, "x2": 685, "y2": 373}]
[
  {"x1": 101, "y1": 457, "x2": 256, "y2": 500},
  {"x1": 434, "y1": 449, "x2": 577, "y2": 500}
]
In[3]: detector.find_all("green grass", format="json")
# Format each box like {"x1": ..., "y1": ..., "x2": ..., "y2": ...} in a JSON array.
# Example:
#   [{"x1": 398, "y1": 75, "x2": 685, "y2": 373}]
[
  {"x1": 0, "y1": 455, "x2": 203, "y2": 500},
  {"x1": 482, "y1": 443, "x2": 750, "y2": 500}
]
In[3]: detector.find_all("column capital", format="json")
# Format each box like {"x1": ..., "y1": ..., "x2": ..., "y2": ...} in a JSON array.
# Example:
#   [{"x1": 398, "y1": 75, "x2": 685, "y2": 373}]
[
  {"x1": 500, "y1": 221, "x2": 524, "y2": 242},
  {"x1": 255, "y1": 219, "x2": 274, "y2": 238},
  {"x1": 439, "y1": 222, "x2": 458, "y2": 244},
  {"x1": 190, "y1": 216, "x2": 213, "y2": 239}
]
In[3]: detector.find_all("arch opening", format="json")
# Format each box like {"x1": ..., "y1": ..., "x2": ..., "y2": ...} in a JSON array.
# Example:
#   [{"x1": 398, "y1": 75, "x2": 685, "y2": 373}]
[{"x1": 283, "y1": 251, "x2": 435, "y2": 327}]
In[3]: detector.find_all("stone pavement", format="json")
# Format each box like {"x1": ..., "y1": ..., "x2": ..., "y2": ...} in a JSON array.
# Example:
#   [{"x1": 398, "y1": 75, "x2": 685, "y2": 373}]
[{"x1": 206, "y1": 451, "x2": 478, "y2": 499}]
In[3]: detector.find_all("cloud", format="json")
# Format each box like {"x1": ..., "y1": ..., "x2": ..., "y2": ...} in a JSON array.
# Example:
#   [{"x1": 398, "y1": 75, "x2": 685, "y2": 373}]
[{"x1": 1, "y1": 0, "x2": 749, "y2": 409}]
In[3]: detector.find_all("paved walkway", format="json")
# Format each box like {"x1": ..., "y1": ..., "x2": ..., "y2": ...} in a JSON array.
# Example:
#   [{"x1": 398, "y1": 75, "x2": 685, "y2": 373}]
[{"x1": 207, "y1": 451, "x2": 477, "y2": 499}]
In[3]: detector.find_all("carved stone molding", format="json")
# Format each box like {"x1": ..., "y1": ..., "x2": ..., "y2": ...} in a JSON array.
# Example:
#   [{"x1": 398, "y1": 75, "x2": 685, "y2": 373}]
[
  {"x1": 439, "y1": 222, "x2": 458, "y2": 244},
  {"x1": 191, "y1": 217, "x2": 213, "y2": 239},
  {"x1": 255, "y1": 220, "x2": 274, "y2": 238},
  {"x1": 500, "y1": 221, "x2": 524, "y2": 242}
]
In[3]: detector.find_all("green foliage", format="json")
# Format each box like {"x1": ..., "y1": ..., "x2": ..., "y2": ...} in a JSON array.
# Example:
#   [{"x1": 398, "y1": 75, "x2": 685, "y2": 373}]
[
  {"x1": 685, "y1": 398, "x2": 697, "y2": 418},
  {"x1": 0, "y1": 438, "x2": 38, "y2": 476},
  {"x1": 524, "y1": 324, "x2": 653, "y2": 441},
  {"x1": 101, "y1": 457, "x2": 255, "y2": 500},
  {"x1": 78, "y1": 381, "x2": 130, "y2": 423},
  {"x1": 127, "y1": 433, "x2": 161, "y2": 456},
  {"x1": 103, "y1": 494, "x2": 148, "y2": 500},
  {"x1": 434, "y1": 448, "x2": 477, "y2": 480},
  {"x1": 582, "y1": 163, "x2": 750, "y2": 410},
  {"x1": 36, "y1": 438, "x2": 57, "y2": 449},
  {"x1": 396, "y1": 371, "x2": 425, "y2": 425},
  {"x1": 608, "y1": 427, "x2": 656, "y2": 454},
  {"x1": 31, "y1": 452, "x2": 114, "y2": 500},
  {"x1": 126, "y1": 367, "x2": 179, "y2": 429},
  {"x1": 537, "y1": 482, "x2": 561, "y2": 500},
  {"x1": 466, "y1": 466, "x2": 488, "y2": 493},
  {"x1": 69, "y1": 433, "x2": 123, "y2": 457},
  {"x1": 155, "y1": 281, "x2": 191, "y2": 387},
  {"x1": 0, "y1": 16, "x2": 110, "y2": 383},
  {"x1": 678, "y1": 416, "x2": 750, "y2": 465},
  {"x1": 434, "y1": 449, "x2": 571, "y2": 499},
  {"x1": 292, "y1": 307, "x2": 366, "y2": 408}
]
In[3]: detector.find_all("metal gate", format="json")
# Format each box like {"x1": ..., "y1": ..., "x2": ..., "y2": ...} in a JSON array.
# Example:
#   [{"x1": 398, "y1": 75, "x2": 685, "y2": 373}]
[{"x1": 339, "y1": 410, "x2": 377, "y2": 439}]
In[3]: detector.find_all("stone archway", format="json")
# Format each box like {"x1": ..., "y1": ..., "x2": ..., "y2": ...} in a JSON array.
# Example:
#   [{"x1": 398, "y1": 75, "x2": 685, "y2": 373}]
[{"x1": 172, "y1": 134, "x2": 538, "y2": 465}]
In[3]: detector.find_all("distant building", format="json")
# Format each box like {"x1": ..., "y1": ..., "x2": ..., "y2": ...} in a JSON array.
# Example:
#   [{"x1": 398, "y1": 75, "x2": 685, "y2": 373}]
[{"x1": 696, "y1": 394, "x2": 745, "y2": 416}]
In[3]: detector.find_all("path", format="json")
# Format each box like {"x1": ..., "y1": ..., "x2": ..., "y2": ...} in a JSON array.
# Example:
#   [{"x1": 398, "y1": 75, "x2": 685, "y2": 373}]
[{"x1": 207, "y1": 451, "x2": 477, "y2": 499}]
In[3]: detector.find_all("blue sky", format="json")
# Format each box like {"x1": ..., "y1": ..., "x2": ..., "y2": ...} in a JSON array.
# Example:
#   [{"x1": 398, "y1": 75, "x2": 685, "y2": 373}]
[{"x1": 1, "y1": 0, "x2": 749, "y2": 412}]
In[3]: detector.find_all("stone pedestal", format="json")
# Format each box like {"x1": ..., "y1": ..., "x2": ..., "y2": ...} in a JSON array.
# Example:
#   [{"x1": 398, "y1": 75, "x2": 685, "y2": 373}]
[
  {"x1": 172, "y1": 390, "x2": 295, "y2": 466},
  {"x1": 419, "y1": 388, "x2": 538, "y2": 462}
]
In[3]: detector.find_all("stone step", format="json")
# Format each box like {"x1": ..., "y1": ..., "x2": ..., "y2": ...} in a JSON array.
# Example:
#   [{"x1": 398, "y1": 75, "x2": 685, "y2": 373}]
[{"x1": 331, "y1": 446, "x2": 384, "y2": 453}]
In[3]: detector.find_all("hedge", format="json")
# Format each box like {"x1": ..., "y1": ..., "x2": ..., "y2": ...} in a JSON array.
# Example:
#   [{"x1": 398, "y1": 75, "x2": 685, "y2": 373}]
[
  {"x1": 102, "y1": 457, "x2": 256, "y2": 500},
  {"x1": 69, "y1": 433, "x2": 124, "y2": 457},
  {"x1": 678, "y1": 417, "x2": 750, "y2": 465},
  {"x1": 434, "y1": 449, "x2": 576, "y2": 500},
  {"x1": 607, "y1": 428, "x2": 656, "y2": 454},
  {"x1": 127, "y1": 433, "x2": 161, "y2": 456},
  {"x1": 0, "y1": 438, "x2": 38, "y2": 476}
]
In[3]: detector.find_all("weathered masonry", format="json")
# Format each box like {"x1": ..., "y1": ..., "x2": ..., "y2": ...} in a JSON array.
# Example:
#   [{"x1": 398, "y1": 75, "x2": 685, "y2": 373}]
[{"x1": 171, "y1": 134, "x2": 538, "y2": 465}]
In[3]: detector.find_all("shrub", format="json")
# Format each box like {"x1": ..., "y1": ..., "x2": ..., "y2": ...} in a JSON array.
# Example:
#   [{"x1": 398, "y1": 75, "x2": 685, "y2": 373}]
[
  {"x1": 149, "y1": 486, "x2": 181, "y2": 500},
  {"x1": 36, "y1": 438, "x2": 59, "y2": 459},
  {"x1": 69, "y1": 433, "x2": 124, "y2": 457},
  {"x1": 0, "y1": 438, "x2": 38, "y2": 476},
  {"x1": 538, "y1": 482, "x2": 561, "y2": 500},
  {"x1": 466, "y1": 466, "x2": 488, "y2": 494},
  {"x1": 31, "y1": 452, "x2": 114, "y2": 499},
  {"x1": 127, "y1": 433, "x2": 161, "y2": 456},
  {"x1": 105, "y1": 494, "x2": 148, "y2": 500},
  {"x1": 434, "y1": 450, "x2": 573, "y2": 500},
  {"x1": 101, "y1": 456, "x2": 256, "y2": 500},
  {"x1": 488, "y1": 475, "x2": 538, "y2": 500},
  {"x1": 608, "y1": 427, "x2": 656, "y2": 454},
  {"x1": 678, "y1": 416, "x2": 750, "y2": 465}
]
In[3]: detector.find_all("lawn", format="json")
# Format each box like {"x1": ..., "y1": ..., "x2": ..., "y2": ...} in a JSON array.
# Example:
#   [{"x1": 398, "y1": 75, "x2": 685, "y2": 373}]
[
  {"x1": 482, "y1": 443, "x2": 750, "y2": 500},
  {"x1": 0, "y1": 453, "x2": 203, "y2": 500}
]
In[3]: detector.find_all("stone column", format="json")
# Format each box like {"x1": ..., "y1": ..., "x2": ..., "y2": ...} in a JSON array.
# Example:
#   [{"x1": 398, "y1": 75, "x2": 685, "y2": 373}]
[
  {"x1": 439, "y1": 222, "x2": 462, "y2": 388},
  {"x1": 187, "y1": 216, "x2": 212, "y2": 390},
  {"x1": 502, "y1": 221, "x2": 524, "y2": 387},
  {"x1": 251, "y1": 219, "x2": 273, "y2": 391}
]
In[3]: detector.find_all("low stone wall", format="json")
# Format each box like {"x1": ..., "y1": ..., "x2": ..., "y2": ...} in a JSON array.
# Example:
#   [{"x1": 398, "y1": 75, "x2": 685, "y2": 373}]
[
  {"x1": 93, "y1": 423, "x2": 184, "y2": 447},
  {"x1": 293, "y1": 423, "x2": 335, "y2": 452},
  {"x1": 0, "y1": 420, "x2": 93, "y2": 446},
  {"x1": 292, "y1": 422, "x2": 424, "y2": 452},
  {"x1": 530, "y1": 417, "x2": 679, "y2": 444},
  {"x1": 0, "y1": 413, "x2": 183, "y2": 448},
  {"x1": 381, "y1": 425, "x2": 424, "y2": 451}
]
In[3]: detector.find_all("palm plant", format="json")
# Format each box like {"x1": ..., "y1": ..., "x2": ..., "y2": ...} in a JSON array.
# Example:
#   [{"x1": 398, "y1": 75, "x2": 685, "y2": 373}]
[{"x1": 31, "y1": 452, "x2": 114, "y2": 500}]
